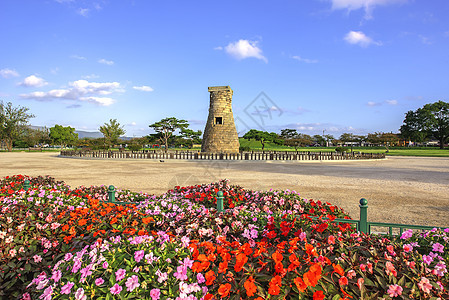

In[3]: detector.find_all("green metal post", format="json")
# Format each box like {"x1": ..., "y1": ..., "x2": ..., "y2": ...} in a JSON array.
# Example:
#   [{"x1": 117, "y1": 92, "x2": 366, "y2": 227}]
[
  {"x1": 359, "y1": 198, "x2": 368, "y2": 234},
  {"x1": 217, "y1": 191, "x2": 224, "y2": 212},
  {"x1": 108, "y1": 185, "x2": 116, "y2": 203},
  {"x1": 23, "y1": 180, "x2": 31, "y2": 191}
]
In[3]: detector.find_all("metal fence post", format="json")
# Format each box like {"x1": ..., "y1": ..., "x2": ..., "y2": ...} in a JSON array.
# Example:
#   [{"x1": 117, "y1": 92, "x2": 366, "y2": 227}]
[
  {"x1": 23, "y1": 180, "x2": 30, "y2": 191},
  {"x1": 359, "y1": 198, "x2": 368, "y2": 234},
  {"x1": 217, "y1": 191, "x2": 224, "y2": 212},
  {"x1": 108, "y1": 185, "x2": 116, "y2": 203}
]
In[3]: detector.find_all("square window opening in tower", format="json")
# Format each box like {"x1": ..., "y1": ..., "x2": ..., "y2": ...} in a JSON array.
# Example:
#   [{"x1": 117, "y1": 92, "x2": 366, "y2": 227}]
[{"x1": 215, "y1": 117, "x2": 223, "y2": 125}]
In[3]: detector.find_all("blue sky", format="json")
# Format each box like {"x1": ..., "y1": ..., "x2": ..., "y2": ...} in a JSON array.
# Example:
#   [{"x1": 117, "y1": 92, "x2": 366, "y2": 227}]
[{"x1": 1, "y1": 0, "x2": 448, "y2": 138}]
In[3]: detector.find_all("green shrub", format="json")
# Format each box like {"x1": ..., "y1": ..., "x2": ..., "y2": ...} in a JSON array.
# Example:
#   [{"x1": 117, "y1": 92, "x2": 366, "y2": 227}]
[
  {"x1": 239, "y1": 146, "x2": 251, "y2": 152},
  {"x1": 335, "y1": 146, "x2": 349, "y2": 153}
]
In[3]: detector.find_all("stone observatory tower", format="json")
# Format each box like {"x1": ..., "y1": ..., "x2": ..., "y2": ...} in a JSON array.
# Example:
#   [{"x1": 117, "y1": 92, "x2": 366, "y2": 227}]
[{"x1": 201, "y1": 86, "x2": 240, "y2": 153}]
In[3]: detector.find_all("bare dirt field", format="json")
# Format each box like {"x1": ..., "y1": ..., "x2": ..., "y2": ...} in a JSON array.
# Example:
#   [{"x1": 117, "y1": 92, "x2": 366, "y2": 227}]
[{"x1": 1, "y1": 152, "x2": 448, "y2": 227}]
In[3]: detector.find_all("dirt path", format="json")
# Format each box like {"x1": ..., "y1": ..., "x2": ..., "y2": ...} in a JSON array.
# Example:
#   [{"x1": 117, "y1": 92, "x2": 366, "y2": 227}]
[{"x1": 1, "y1": 152, "x2": 448, "y2": 227}]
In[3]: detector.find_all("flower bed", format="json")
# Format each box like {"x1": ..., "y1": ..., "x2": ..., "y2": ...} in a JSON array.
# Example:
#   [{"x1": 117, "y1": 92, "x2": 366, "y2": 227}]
[{"x1": 0, "y1": 175, "x2": 448, "y2": 299}]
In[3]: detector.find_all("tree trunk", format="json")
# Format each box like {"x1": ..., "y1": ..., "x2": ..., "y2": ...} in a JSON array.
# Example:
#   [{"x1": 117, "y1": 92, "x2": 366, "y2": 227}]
[
  {"x1": 440, "y1": 138, "x2": 445, "y2": 149},
  {"x1": 6, "y1": 139, "x2": 12, "y2": 152}
]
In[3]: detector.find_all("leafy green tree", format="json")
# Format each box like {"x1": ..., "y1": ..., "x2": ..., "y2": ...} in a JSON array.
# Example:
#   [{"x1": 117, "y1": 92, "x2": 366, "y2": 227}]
[
  {"x1": 149, "y1": 117, "x2": 188, "y2": 152},
  {"x1": 339, "y1": 133, "x2": 363, "y2": 152},
  {"x1": 243, "y1": 129, "x2": 277, "y2": 150},
  {"x1": 280, "y1": 129, "x2": 297, "y2": 140},
  {"x1": 99, "y1": 119, "x2": 126, "y2": 149},
  {"x1": 49, "y1": 125, "x2": 78, "y2": 148},
  {"x1": 400, "y1": 101, "x2": 449, "y2": 149},
  {"x1": 367, "y1": 132, "x2": 399, "y2": 152},
  {"x1": 15, "y1": 127, "x2": 51, "y2": 148},
  {"x1": 313, "y1": 135, "x2": 326, "y2": 146},
  {"x1": 0, "y1": 101, "x2": 35, "y2": 151},
  {"x1": 180, "y1": 128, "x2": 202, "y2": 148},
  {"x1": 324, "y1": 134, "x2": 334, "y2": 147}
]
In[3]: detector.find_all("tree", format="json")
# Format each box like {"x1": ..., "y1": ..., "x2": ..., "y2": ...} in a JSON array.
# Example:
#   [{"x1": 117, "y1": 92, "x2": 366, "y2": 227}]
[
  {"x1": 16, "y1": 127, "x2": 51, "y2": 148},
  {"x1": 243, "y1": 129, "x2": 277, "y2": 150},
  {"x1": 324, "y1": 134, "x2": 334, "y2": 147},
  {"x1": 313, "y1": 135, "x2": 325, "y2": 146},
  {"x1": 400, "y1": 101, "x2": 449, "y2": 149},
  {"x1": 284, "y1": 134, "x2": 313, "y2": 150},
  {"x1": 49, "y1": 125, "x2": 78, "y2": 148},
  {"x1": 99, "y1": 119, "x2": 126, "y2": 149},
  {"x1": 149, "y1": 117, "x2": 188, "y2": 152},
  {"x1": 0, "y1": 101, "x2": 35, "y2": 151},
  {"x1": 180, "y1": 128, "x2": 202, "y2": 148},
  {"x1": 367, "y1": 132, "x2": 399, "y2": 152},
  {"x1": 339, "y1": 133, "x2": 362, "y2": 152},
  {"x1": 280, "y1": 129, "x2": 297, "y2": 140}
]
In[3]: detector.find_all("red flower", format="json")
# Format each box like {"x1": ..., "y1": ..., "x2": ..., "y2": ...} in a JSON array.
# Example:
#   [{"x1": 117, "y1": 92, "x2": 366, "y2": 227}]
[
  {"x1": 294, "y1": 276, "x2": 307, "y2": 292},
  {"x1": 313, "y1": 290, "x2": 325, "y2": 300},
  {"x1": 234, "y1": 253, "x2": 248, "y2": 272},
  {"x1": 333, "y1": 263, "x2": 345, "y2": 276},
  {"x1": 218, "y1": 283, "x2": 231, "y2": 298},
  {"x1": 339, "y1": 276, "x2": 349, "y2": 286},
  {"x1": 244, "y1": 276, "x2": 257, "y2": 297},
  {"x1": 205, "y1": 270, "x2": 216, "y2": 286},
  {"x1": 268, "y1": 275, "x2": 282, "y2": 295}
]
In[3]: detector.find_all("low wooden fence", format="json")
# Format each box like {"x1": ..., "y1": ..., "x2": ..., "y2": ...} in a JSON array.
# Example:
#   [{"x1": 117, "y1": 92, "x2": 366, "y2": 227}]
[{"x1": 60, "y1": 150, "x2": 385, "y2": 161}]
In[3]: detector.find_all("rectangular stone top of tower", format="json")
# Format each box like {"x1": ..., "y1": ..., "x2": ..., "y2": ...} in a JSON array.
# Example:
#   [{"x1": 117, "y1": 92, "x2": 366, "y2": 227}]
[{"x1": 208, "y1": 86, "x2": 232, "y2": 92}]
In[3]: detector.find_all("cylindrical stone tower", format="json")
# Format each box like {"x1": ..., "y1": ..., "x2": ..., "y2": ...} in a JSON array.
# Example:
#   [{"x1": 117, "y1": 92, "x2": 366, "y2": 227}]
[{"x1": 201, "y1": 86, "x2": 240, "y2": 153}]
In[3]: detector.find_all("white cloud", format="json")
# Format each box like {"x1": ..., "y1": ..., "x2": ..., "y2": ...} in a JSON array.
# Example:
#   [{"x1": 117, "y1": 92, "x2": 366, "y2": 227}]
[
  {"x1": 292, "y1": 55, "x2": 318, "y2": 64},
  {"x1": 78, "y1": 8, "x2": 89, "y2": 17},
  {"x1": 70, "y1": 54, "x2": 87, "y2": 60},
  {"x1": 344, "y1": 31, "x2": 381, "y2": 47},
  {"x1": 367, "y1": 99, "x2": 398, "y2": 107},
  {"x1": 385, "y1": 99, "x2": 398, "y2": 105},
  {"x1": 82, "y1": 74, "x2": 100, "y2": 79},
  {"x1": 20, "y1": 79, "x2": 122, "y2": 106},
  {"x1": 133, "y1": 85, "x2": 154, "y2": 92},
  {"x1": 0, "y1": 68, "x2": 19, "y2": 78},
  {"x1": 19, "y1": 75, "x2": 48, "y2": 87},
  {"x1": 98, "y1": 58, "x2": 114, "y2": 65},
  {"x1": 329, "y1": 0, "x2": 407, "y2": 19},
  {"x1": 214, "y1": 46, "x2": 223, "y2": 50},
  {"x1": 224, "y1": 39, "x2": 267, "y2": 63}
]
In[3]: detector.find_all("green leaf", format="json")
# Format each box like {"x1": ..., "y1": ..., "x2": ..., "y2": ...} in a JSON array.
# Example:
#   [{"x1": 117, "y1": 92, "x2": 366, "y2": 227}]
[{"x1": 332, "y1": 294, "x2": 341, "y2": 300}]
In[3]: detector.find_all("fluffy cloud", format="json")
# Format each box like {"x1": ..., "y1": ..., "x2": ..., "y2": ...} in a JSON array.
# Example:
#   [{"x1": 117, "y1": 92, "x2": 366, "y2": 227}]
[
  {"x1": 224, "y1": 40, "x2": 267, "y2": 63},
  {"x1": 292, "y1": 55, "x2": 318, "y2": 64},
  {"x1": 329, "y1": 0, "x2": 407, "y2": 19},
  {"x1": 344, "y1": 31, "x2": 381, "y2": 47},
  {"x1": 78, "y1": 8, "x2": 89, "y2": 17},
  {"x1": 19, "y1": 75, "x2": 48, "y2": 87},
  {"x1": 20, "y1": 79, "x2": 122, "y2": 106},
  {"x1": 0, "y1": 68, "x2": 19, "y2": 78},
  {"x1": 98, "y1": 58, "x2": 114, "y2": 65},
  {"x1": 133, "y1": 85, "x2": 154, "y2": 92},
  {"x1": 70, "y1": 54, "x2": 87, "y2": 60}
]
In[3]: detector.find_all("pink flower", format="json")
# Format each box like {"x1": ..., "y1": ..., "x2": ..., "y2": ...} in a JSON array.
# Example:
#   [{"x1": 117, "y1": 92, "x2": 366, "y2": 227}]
[
  {"x1": 75, "y1": 287, "x2": 86, "y2": 300},
  {"x1": 134, "y1": 250, "x2": 145, "y2": 263},
  {"x1": 385, "y1": 261, "x2": 397, "y2": 277},
  {"x1": 197, "y1": 273, "x2": 206, "y2": 284},
  {"x1": 9, "y1": 249, "x2": 17, "y2": 257},
  {"x1": 174, "y1": 265, "x2": 188, "y2": 281},
  {"x1": 125, "y1": 275, "x2": 140, "y2": 292},
  {"x1": 22, "y1": 293, "x2": 31, "y2": 300},
  {"x1": 156, "y1": 269, "x2": 168, "y2": 283},
  {"x1": 327, "y1": 235, "x2": 335, "y2": 244},
  {"x1": 110, "y1": 283, "x2": 123, "y2": 295},
  {"x1": 357, "y1": 278, "x2": 364, "y2": 289},
  {"x1": 33, "y1": 255, "x2": 42, "y2": 263},
  {"x1": 400, "y1": 229, "x2": 413, "y2": 239},
  {"x1": 347, "y1": 270, "x2": 356, "y2": 279},
  {"x1": 418, "y1": 277, "x2": 432, "y2": 294},
  {"x1": 60, "y1": 282, "x2": 74, "y2": 294},
  {"x1": 423, "y1": 255, "x2": 433, "y2": 265},
  {"x1": 115, "y1": 268, "x2": 126, "y2": 281},
  {"x1": 102, "y1": 261, "x2": 108, "y2": 269},
  {"x1": 95, "y1": 278, "x2": 104, "y2": 286},
  {"x1": 387, "y1": 284, "x2": 403, "y2": 297},
  {"x1": 150, "y1": 288, "x2": 160, "y2": 300},
  {"x1": 432, "y1": 243, "x2": 444, "y2": 253},
  {"x1": 51, "y1": 270, "x2": 62, "y2": 282}
]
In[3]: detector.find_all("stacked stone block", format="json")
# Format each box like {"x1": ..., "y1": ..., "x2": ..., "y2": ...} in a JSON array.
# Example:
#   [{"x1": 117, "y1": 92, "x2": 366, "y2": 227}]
[{"x1": 201, "y1": 86, "x2": 240, "y2": 153}]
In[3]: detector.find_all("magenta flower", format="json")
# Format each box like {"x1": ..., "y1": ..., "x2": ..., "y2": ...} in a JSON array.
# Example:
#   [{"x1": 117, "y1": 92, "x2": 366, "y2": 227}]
[
  {"x1": 403, "y1": 244, "x2": 413, "y2": 252},
  {"x1": 197, "y1": 273, "x2": 205, "y2": 284},
  {"x1": 115, "y1": 268, "x2": 126, "y2": 281},
  {"x1": 125, "y1": 275, "x2": 140, "y2": 292},
  {"x1": 387, "y1": 284, "x2": 403, "y2": 297},
  {"x1": 174, "y1": 265, "x2": 188, "y2": 281},
  {"x1": 60, "y1": 281, "x2": 74, "y2": 294},
  {"x1": 150, "y1": 288, "x2": 161, "y2": 300},
  {"x1": 95, "y1": 277, "x2": 105, "y2": 286},
  {"x1": 22, "y1": 293, "x2": 31, "y2": 300},
  {"x1": 134, "y1": 250, "x2": 145, "y2": 263},
  {"x1": 110, "y1": 283, "x2": 123, "y2": 295},
  {"x1": 432, "y1": 242, "x2": 444, "y2": 253},
  {"x1": 400, "y1": 229, "x2": 413, "y2": 239},
  {"x1": 156, "y1": 269, "x2": 168, "y2": 283},
  {"x1": 102, "y1": 261, "x2": 108, "y2": 269},
  {"x1": 423, "y1": 255, "x2": 433, "y2": 265}
]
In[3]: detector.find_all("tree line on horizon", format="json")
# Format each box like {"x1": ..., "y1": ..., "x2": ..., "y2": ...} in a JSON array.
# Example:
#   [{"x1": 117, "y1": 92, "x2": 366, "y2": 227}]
[{"x1": 1, "y1": 100, "x2": 448, "y2": 152}]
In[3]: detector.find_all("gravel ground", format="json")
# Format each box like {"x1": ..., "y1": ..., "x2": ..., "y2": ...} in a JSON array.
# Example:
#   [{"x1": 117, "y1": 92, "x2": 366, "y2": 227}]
[{"x1": 0, "y1": 152, "x2": 448, "y2": 227}]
